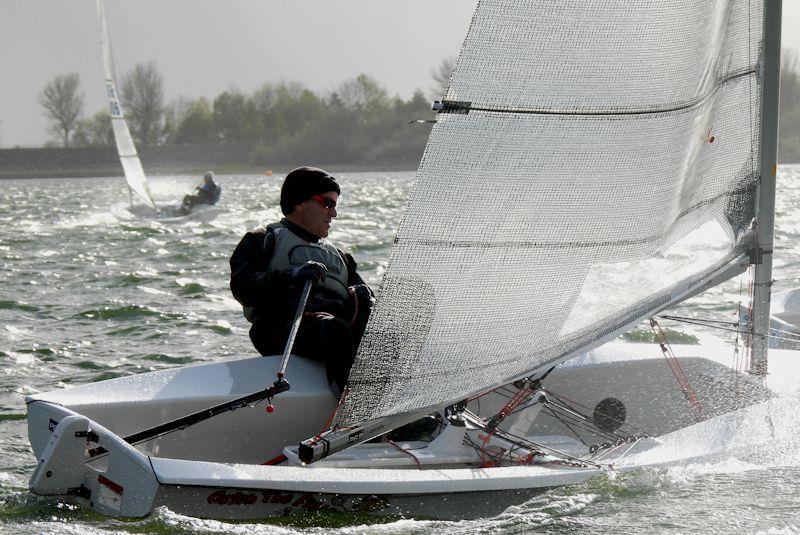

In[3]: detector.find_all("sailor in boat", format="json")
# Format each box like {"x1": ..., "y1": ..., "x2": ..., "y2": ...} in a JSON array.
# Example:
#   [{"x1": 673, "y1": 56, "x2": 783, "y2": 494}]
[
  {"x1": 181, "y1": 170, "x2": 222, "y2": 213},
  {"x1": 229, "y1": 166, "x2": 374, "y2": 394}
]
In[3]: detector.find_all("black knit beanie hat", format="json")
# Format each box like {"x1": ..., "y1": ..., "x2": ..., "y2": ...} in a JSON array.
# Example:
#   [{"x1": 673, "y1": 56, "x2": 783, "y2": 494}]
[{"x1": 280, "y1": 166, "x2": 340, "y2": 214}]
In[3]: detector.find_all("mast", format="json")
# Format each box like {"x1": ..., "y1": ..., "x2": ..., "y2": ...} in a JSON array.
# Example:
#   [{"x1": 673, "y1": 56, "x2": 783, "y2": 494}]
[{"x1": 750, "y1": 0, "x2": 782, "y2": 376}]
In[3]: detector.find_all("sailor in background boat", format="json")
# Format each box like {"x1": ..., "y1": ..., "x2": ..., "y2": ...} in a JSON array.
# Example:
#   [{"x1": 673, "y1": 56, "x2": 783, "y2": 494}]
[
  {"x1": 229, "y1": 166, "x2": 374, "y2": 394},
  {"x1": 181, "y1": 170, "x2": 222, "y2": 214}
]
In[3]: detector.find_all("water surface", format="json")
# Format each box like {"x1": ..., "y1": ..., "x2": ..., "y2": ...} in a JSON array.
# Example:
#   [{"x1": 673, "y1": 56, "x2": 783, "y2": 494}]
[{"x1": 1, "y1": 169, "x2": 800, "y2": 534}]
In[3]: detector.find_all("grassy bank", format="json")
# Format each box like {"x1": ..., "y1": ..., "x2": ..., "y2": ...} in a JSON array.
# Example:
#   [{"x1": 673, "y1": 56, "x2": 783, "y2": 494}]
[
  {"x1": 0, "y1": 144, "x2": 420, "y2": 179},
  {"x1": 0, "y1": 162, "x2": 419, "y2": 180}
]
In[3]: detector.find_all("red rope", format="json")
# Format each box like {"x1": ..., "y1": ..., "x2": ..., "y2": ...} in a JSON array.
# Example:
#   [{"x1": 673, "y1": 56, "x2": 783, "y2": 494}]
[
  {"x1": 314, "y1": 387, "x2": 350, "y2": 442},
  {"x1": 261, "y1": 453, "x2": 287, "y2": 465},
  {"x1": 650, "y1": 318, "x2": 705, "y2": 422},
  {"x1": 387, "y1": 439, "x2": 422, "y2": 469},
  {"x1": 347, "y1": 286, "x2": 359, "y2": 326}
]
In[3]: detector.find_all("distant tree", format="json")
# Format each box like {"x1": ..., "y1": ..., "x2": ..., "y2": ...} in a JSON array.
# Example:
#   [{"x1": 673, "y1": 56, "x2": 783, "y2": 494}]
[
  {"x1": 170, "y1": 97, "x2": 214, "y2": 144},
  {"x1": 780, "y1": 50, "x2": 800, "y2": 112},
  {"x1": 335, "y1": 74, "x2": 388, "y2": 113},
  {"x1": 260, "y1": 75, "x2": 430, "y2": 166},
  {"x1": 252, "y1": 81, "x2": 322, "y2": 143},
  {"x1": 121, "y1": 62, "x2": 165, "y2": 146},
  {"x1": 430, "y1": 56, "x2": 455, "y2": 100},
  {"x1": 780, "y1": 49, "x2": 800, "y2": 163},
  {"x1": 213, "y1": 90, "x2": 258, "y2": 142},
  {"x1": 73, "y1": 109, "x2": 113, "y2": 147},
  {"x1": 161, "y1": 96, "x2": 191, "y2": 143},
  {"x1": 39, "y1": 73, "x2": 84, "y2": 147},
  {"x1": 396, "y1": 89, "x2": 435, "y2": 119}
]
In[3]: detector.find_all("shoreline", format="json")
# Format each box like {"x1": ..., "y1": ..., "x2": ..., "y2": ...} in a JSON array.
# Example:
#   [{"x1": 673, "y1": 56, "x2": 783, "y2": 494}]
[
  {"x1": 0, "y1": 162, "x2": 419, "y2": 180},
  {"x1": 0, "y1": 144, "x2": 421, "y2": 179}
]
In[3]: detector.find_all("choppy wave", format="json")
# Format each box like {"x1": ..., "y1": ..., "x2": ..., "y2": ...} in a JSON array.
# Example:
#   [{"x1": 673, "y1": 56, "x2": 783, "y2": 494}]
[{"x1": 0, "y1": 301, "x2": 39, "y2": 313}]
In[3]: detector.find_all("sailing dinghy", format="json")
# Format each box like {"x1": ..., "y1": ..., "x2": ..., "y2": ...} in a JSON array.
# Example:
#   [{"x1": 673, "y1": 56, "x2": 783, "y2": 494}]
[
  {"x1": 97, "y1": 0, "x2": 219, "y2": 223},
  {"x1": 27, "y1": 0, "x2": 785, "y2": 520}
]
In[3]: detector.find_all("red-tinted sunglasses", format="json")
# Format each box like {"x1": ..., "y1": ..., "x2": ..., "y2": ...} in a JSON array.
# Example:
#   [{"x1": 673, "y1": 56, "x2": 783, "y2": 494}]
[{"x1": 311, "y1": 195, "x2": 337, "y2": 209}]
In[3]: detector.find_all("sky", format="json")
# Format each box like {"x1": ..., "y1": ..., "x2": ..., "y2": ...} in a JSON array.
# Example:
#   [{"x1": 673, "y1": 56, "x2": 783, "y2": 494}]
[
  {"x1": 1, "y1": 1, "x2": 799, "y2": 148},
  {"x1": 0, "y1": 0, "x2": 477, "y2": 147}
]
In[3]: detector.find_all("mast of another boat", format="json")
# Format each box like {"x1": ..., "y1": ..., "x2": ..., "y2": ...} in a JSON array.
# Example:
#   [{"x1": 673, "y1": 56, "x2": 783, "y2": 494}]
[{"x1": 751, "y1": 0, "x2": 782, "y2": 376}]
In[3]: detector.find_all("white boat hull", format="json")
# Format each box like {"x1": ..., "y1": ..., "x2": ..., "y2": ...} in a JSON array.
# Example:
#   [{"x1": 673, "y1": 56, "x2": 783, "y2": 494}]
[
  {"x1": 110, "y1": 201, "x2": 220, "y2": 223},
  {"x1": 27, "y1": 401, "x2": 605, "y2": 520},
  {"x1": 151, "y1": 461, "x2": 600, "y2": 520},
  {"x1": 25, "y1": 344, "x2": 776, "y2": 520}
]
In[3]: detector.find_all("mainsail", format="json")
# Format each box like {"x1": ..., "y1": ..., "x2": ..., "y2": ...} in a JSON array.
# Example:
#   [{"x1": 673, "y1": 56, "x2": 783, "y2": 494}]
[
  {"x1": 338, "y1": 0, "x2": 766, "y2": 426},
  {"x1": 95, "y1": 0, "x2": 156, "y2": 210}
]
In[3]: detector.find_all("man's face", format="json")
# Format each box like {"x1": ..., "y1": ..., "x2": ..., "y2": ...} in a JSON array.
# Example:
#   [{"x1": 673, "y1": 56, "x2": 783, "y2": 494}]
[{"x1": 292, "y1": 191, "x2": 338, "y2": 238}]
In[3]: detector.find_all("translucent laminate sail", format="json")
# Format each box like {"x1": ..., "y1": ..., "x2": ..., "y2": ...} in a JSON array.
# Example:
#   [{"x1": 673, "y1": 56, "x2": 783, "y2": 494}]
[
  {"x1": 96, "y1": 0, "x2": 156, "y2": 210},
  {"x1": 337, "y1": 0, "x2": 765, "y2": 426}
]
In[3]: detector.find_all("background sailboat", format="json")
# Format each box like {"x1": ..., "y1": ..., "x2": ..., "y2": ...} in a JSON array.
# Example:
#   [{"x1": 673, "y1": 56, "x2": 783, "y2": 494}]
[{"x1": 97, "y1": 0, "x2": 219, "y2": 223}]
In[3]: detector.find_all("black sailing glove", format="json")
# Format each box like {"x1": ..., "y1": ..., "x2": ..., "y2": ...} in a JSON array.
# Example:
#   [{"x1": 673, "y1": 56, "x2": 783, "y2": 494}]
[
  {"x1": 350, "y1": 284, "x2": 375, "y2": 309},
  {"x1": 291, "y1": 260, "x2": 327, "y2": 284}
]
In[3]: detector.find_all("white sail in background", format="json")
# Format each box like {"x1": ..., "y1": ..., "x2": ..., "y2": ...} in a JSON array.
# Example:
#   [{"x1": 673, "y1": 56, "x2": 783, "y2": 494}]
[
  {"x1": 338, "y1": 0, "x2": 766, "y2": 426},
  {"x1": 96, "y1": 0, "x2": 156, "y2": 210}
]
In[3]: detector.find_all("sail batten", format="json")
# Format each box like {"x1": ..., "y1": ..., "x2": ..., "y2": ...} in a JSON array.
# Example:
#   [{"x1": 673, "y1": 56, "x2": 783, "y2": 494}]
[
  {"x1": 337, "y1": 0, "x2": 765, "y2": 427},
  {"x1": 438, "y1": 67, "x2": 756, "y2": 118}
]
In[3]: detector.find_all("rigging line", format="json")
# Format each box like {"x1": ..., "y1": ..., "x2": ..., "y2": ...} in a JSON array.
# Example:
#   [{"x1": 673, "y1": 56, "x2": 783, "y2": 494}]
[
  {"x1": 464, "y1": 433, "x2": 513, "y2": 467},
  {"x1": 486, "y1": 378, "x2": 541, "y2": 431},
  {"x1": 541, "y1": 400, "x2": 631, "y2": 443},
  {"x1": 591, "y1": 436, "x2": 641, "y2": 464},
  {"x1": 541, "y1": 406, "x2": 587, "y2": 445},
  {"x1": 553, "y1": 412, "x2": 629, "y2": 443},
  {"x1": 463, "y1": 432, "x2": 491, "y2": 465},
  {"x1": 734, "y1": 271, "x2": 746, "y2": 373},
  {"x1": 745, "y1": 266, "x2": 755, "y2": 371},
  {"x1": 658, "y1": 298, "x2": 800, "y2": 342},
  {"x1": 553, "y1": 396, "x2": 629, "y2": 434},
  {"x1": 386, "y1": 439, "x2": 422, "y2": 469},
  {"x1": 482, "y1": 420, "x2": 605, "y2": 469},
  {"x1": 500, "y1": 403, "x2": 605, "y2": 445},
  {"x1": 468, "y1": 425, "x2": 539, "y2": 467},
  {"x1": 500, "y1": 392, "x2": 601, "y2": 430},
  {"x1": 656, "y1": 315, "x2": 768, "y2": 340},
  {"x1": 504, "y1": 439, "x2": 529, "y2": 465},
  {"x1": 539, "y1": 407, "x2": 625, "y2": 445},
  {"x1": 315, "y1": 387, "x2": 350, "y2": 440},
  {"x1": 543, "y1": 391, "x2": 643, "y2": 439},
  {"x1": 658, "y1": 314, "x2": 739, "y2": 327},
  {"x1": 537, "y1": 398, "x2": 633, "y2": 445},
  {"x1": 650, "y1": 318, "x2": 705, "y2": 422},
  {"x1": 470, "y1": 383, "x2": 524, "y2": 402},
  {"x1": 438, "y1": 67, "x2": 754, "y2": 118},
  {"x1": 772, "y1": 277, "x2": 800, "y2": 284},
  {"x1": 763, "y1": 332, "x2": 800, "y2": 344},
  {"x1": 767, "y1": 327, "x2": 800, "y2": 339}
]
